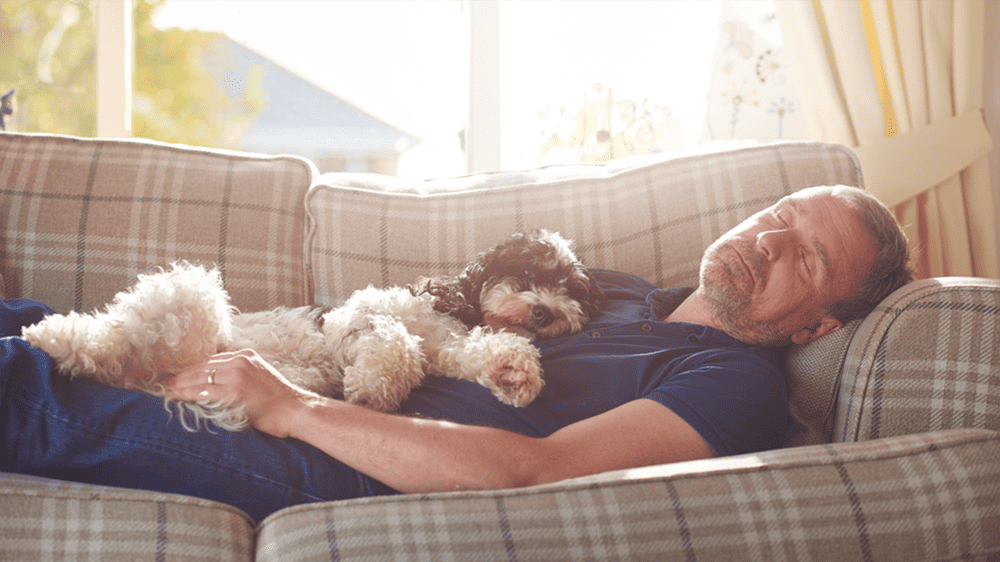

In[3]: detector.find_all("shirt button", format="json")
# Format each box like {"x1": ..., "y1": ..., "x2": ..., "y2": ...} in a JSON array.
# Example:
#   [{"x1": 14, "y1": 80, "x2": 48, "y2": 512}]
[
  {"x1": 590, "y1": 331, "x2": 602, "y2": 338},
  {"x1": 641, "y1": 324, "x2": 652, "y2": 333}
]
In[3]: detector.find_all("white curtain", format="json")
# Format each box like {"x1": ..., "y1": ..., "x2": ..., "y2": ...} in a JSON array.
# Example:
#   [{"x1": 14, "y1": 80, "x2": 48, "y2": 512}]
[{"x1": 776, "y1": 0, "x2": 997, "y2": 279}]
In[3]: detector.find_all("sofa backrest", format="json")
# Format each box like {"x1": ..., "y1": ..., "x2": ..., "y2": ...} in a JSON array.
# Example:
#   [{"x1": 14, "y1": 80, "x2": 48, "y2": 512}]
[
  {"x1": 0, "y1": 133, "x2": 315, "y2": 314},
  {"x1": 306, "y1": 143, "x2": 864, "y2": 305}
]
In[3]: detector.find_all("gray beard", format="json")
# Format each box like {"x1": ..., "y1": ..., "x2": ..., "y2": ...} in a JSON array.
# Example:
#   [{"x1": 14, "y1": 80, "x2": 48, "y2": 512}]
[{"x1": 700, "y1": 239, "x2": 790, "y2": 346}]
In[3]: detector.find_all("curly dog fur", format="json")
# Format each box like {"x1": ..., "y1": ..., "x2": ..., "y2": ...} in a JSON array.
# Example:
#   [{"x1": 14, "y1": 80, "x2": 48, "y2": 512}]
[{"x1": 23, "y1": 231, "x2": 600, "y2": 431}]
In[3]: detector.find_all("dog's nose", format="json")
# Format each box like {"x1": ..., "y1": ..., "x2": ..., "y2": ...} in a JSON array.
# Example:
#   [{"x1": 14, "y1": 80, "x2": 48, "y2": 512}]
[{"x1": 531, "y1": 305, "x2": 554, "y2": 328}]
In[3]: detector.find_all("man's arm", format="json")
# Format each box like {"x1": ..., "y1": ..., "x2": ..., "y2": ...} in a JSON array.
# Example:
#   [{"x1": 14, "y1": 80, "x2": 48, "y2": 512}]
[
  {"x1": 289, "y1": 394, "x2": 714, "y2": 493},
  {"x1": 166, "y1": 350, "x2": 715, "y2": 494}
]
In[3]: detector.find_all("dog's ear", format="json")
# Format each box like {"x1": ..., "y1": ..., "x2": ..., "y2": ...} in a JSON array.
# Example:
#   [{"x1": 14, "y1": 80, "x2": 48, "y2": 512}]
[
  {"x1": 568, "y1": 264, "x2": 603, "y2": 320},
  {"x1": 410, "y1": 274, "x2": 483, "y2": 328}
]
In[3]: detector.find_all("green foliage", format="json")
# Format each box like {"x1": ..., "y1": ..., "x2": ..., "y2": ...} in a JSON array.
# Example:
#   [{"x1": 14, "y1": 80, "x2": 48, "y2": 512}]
[
  {"x1": 1, "y1": 0, "x2": 96, "y2": 135},
  {"x1": 0, "y1": 0, "x2": 260, "y2": 148}
]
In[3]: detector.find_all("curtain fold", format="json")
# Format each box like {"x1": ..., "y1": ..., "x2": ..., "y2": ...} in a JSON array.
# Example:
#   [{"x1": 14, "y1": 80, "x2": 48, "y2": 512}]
[{"x1": 776, "y1": 0, "x2": 997, "y2": 279}]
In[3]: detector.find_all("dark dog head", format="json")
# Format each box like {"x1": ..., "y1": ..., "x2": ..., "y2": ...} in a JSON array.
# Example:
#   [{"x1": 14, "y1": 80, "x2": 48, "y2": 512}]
[{"x1": 412, "y1": 230, "x2": 601, "y2": 342}]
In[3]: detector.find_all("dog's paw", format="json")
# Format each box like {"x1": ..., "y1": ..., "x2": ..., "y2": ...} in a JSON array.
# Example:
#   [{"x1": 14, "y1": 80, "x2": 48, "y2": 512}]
[
  {"x1": 482, "y1": 345, "x2": 543, "y2": 408},
  {"x1": 341, "y1": 315, "x2": 425, "y2": 412}
]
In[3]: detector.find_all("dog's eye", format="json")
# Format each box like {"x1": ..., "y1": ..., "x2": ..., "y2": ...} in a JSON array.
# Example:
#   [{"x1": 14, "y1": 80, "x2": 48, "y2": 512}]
[{"x1": 531, "y1": 305, "x2": 554, "y2": 328}]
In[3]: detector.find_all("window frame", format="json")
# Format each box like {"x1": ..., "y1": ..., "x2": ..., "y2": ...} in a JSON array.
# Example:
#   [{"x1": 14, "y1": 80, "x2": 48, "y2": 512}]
[
  {"x1": 96, "y1": 0, "x2": 501, "y2": 173},
  {"x1": 95, "y1": 0, "x2": 132, "y2": 138}
]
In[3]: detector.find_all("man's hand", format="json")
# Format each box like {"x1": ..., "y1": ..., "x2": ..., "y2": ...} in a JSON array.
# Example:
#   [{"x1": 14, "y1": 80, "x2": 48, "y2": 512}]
[{"x1": 165, "y1": 349, "x2": 320, "y2": 438}]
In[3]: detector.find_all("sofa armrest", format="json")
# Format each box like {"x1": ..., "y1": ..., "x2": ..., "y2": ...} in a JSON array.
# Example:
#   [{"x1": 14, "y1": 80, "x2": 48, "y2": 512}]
[
  {"x1": 835, "y1": 277, "x2": 1000, "y2": 443},
  {"x1": 256, "y1": 428, "x2": 1000, "y2": 562}
]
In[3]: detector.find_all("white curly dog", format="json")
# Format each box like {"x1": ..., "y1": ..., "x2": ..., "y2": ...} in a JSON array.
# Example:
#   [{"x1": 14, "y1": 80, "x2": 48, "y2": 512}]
[{"x1": 23, "y1": 231, "x2": 601, "y2": 431}]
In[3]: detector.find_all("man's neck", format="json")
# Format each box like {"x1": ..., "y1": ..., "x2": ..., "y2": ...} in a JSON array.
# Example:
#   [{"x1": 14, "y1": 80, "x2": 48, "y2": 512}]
[{"x1": 659, "y1": 288, "x2": 719, "y2": 328}]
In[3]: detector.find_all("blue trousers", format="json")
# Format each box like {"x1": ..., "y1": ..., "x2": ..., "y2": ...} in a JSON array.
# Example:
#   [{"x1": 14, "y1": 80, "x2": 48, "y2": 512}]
[{"x1": 1, "y1": 299, "x2": 396, "y2": 522}]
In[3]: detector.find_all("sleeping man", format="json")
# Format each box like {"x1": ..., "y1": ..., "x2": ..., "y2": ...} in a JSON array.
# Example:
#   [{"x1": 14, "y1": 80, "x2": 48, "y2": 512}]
[{"x1": 1, "y1": 185, "x2": 912, "y2": 521}]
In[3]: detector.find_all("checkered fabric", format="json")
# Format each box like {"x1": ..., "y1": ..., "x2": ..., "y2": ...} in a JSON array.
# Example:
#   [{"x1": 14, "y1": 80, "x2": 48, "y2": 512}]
[
  {"x1": 783, "y1": 319, "x2": 863, "y2": 447},
  {"x1": 6, "y1": 136, "x2": 998, "y2": 561},
  {"x1": 306, "y1": 143, "x2": 863, "y2": 305},
  {"x1": 255, "y1": 428, "x2": 1000, "y2": 562},
  {"x1": 0, "y1": 133, "x2": 315, "y2": 314},
  {"x1": 0, "y1": 473, "x2": 254, "y2": 562},
  {"x1": 837, "y1": 277, "x2": 1000, "y2": 443}
]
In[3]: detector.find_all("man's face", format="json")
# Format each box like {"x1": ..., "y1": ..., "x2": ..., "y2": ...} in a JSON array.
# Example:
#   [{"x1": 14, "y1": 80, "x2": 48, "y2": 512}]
[{"x1": 699, "y1": 188, "x2": 878, "y2": 346}]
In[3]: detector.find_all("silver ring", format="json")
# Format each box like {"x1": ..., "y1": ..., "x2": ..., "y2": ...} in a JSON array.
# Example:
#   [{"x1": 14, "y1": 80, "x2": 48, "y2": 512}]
[{"x1": 207, "y1": 369, "x2": 216, "y2": 385}]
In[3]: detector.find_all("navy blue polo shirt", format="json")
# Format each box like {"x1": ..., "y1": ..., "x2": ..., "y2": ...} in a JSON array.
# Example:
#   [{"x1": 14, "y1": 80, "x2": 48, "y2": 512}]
[{"x1": 398, "y1": 270, "x2": 789, "y2": 457}]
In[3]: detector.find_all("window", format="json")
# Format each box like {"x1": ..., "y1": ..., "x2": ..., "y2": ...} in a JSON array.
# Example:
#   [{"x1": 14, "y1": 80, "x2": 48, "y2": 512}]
[
  {"x1": 151, "y1": 0, "x2": 467, "y2": 178},
  {"x1": 497, "y1": 1, "x2": 720, "y2": 169},
  {"x1": 2, "y1": 1, "x2": 803, "y2": 179},
  {"x1": 0, "y1": 1, "x2": 97, "y2": 136}
]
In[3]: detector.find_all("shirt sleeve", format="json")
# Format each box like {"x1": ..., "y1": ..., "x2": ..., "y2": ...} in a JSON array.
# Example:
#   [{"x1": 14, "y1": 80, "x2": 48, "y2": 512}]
[{"x1": 643, "y1": 348, "x2": 788, "y2": 457}]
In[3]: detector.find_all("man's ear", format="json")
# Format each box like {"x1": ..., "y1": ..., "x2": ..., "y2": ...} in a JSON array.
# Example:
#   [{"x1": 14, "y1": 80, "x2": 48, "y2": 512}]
[{"x1": 790, "y1": 316, "x2": 843, "y2": 345}]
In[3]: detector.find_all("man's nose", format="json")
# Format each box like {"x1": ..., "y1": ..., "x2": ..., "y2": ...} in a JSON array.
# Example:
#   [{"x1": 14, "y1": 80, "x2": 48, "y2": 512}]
[{"x1": 756, "y1": 229, "x2": 787, "y2": 261}]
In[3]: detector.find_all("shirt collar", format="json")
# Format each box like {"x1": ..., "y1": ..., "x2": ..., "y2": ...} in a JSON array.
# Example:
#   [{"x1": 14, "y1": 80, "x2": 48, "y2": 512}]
[{"x1": 647, "y1": 287, "x2": 695, "y2": 319}]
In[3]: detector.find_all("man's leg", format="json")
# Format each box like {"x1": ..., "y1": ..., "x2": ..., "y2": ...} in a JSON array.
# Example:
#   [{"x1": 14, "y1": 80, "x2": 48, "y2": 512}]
[{"x1": 2, "y1": 301, "x2": 396, "y2": 522}]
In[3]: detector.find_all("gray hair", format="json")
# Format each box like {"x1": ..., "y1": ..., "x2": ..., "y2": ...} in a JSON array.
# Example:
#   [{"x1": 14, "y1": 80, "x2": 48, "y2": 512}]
[{"x1": 817, "y1": 185, "x2": 915, "y2": 323}]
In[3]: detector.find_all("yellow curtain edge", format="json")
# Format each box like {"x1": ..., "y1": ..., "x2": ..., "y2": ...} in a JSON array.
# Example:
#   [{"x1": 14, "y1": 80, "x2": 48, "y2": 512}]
[{"x1": 858, "y1": 0, "x2": 899, "y2": 137}]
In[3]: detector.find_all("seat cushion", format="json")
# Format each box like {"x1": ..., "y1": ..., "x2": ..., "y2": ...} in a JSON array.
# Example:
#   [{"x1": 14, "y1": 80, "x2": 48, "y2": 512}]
[
  {"x1": 257, "y1": 428, "x2": 1000, "y2": 562},
  {"x1": 0, "y1": 473, "x2": 254, "y2": 561}
]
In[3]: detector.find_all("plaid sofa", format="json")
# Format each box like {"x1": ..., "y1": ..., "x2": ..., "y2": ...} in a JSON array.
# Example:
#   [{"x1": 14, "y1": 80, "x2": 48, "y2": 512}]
[{"x1": 1, "y1": 132, "x2": 998, "y2": 561}]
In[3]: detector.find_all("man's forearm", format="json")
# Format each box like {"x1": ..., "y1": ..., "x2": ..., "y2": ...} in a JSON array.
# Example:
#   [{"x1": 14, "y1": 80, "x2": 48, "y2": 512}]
[
  {"x1": 286, "y1": 395, "x2": 715, "y2": 495},
  {"x1": 288, "y1": 396, "x2": 547, "y2": 494}
]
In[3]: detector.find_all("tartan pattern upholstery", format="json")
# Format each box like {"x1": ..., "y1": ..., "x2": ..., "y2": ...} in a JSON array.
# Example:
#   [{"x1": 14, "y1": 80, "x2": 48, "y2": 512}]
[
  {"x1": 3, "y1": 135, "x2": 999, "y2": 560},
  {"x1": 0, "y1": 133, "x2": 315, "y2": 314},
  {"x1": 255, "y1": 428, "x2": 1000, "y2": 562},
  {"x1": 306, "y1": 143, "x2": 862, "y2": 305},
  {"x1": 783, "y1": 319, "x2": 863, "y2": 447},
  {"x1": 0, "y1": 473, "x2": 254, "y2": 562},
  {"x1": 837, "y1": 277, "x2": 1000, "y2": 443}
]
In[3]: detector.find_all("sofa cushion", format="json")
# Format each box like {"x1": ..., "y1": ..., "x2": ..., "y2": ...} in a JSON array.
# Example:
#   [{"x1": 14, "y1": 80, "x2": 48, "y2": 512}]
[
  {"x1": 783, "y1": 319, "x2": 862, "y2": 447},
  {"x1": 0, "y1": 473, "x2": 254, "y2": 561},
  {"x1": 836, "y1": 276, "x2": 1000, "y2": 442},
  {"x1": 256, "y1": 428, "x2": 1000, "y2": 562},
  {"x1": 306, "y1": 142, "x2": 863, "y2": 305},
  {"x1": 0, "y1": 133, "x2": 316, "y2": 314}
]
